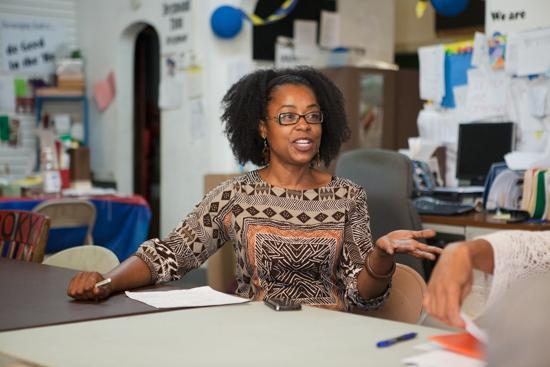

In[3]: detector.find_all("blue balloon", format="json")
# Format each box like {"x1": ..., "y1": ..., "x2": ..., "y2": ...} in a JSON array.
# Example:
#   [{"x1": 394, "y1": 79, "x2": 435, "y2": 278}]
[
  {"x1": 431, "y1": 0, "x2": 469, "y2": 17},
  {"x1": 210, "y1": 5, "x2": 243, "y2": 39}
]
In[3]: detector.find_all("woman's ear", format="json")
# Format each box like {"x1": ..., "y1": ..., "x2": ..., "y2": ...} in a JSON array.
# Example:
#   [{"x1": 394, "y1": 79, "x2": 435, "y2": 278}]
[{"x1": 259, "y1": 120, "x2": 267, "y2": 140}]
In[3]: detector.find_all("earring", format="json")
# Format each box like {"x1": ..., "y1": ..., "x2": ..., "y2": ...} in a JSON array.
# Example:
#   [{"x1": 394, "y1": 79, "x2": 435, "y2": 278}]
[
  {"x1": 262, "y1": 138, "x2": 270, "y2": 165},
  {"x1": 316, "y1": 152, "x2": 321, "y2": 167}
]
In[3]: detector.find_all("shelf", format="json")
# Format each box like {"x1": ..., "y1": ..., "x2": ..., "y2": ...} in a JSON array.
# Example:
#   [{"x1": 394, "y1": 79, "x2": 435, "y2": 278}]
[{"x1": 34, "y1": 94, "x2": 89, "y2": 146}]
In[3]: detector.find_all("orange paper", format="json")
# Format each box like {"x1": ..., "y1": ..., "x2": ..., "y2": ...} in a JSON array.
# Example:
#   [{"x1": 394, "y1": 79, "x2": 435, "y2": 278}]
[
  {"x1": 93, "y1": 71, "x2": 116, "y2": 111},
  {"x1": 428, "y1": 332, "x2": 485, "y2": 360}
]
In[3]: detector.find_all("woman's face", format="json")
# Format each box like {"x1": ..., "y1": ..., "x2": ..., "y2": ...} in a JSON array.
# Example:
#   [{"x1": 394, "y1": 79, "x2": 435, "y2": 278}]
[{"x1": 259, "y1": 83, "x2": 322, "y2": 168}]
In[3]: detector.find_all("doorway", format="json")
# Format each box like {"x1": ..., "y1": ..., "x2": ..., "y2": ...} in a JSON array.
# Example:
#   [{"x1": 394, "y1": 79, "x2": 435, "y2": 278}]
[{"x1": 133, "y1": 26, "x2": 160, "y2": 238}]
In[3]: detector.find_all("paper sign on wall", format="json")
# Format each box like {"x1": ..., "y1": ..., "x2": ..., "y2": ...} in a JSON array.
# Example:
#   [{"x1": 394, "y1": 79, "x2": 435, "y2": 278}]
[
  {"x1": 0, "y1": 16, "x2": 67, "y2": 74},
  {"x1": 418, "y1": 45, "x2": 445, "y2": 103},
  {"x1": 93, "y1": 71, "x2": 116, "y2": 112}
]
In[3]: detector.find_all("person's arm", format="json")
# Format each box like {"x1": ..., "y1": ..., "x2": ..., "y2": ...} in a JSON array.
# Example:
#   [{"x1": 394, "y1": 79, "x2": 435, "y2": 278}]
[
  {"x1": 357, "y1": 229, "x2": 440, "y2": 300},
  {"x1": 67, "y1": 256, "x2": 152, "y2": 301},
  {"x1": 341, "y1": 189, "x2": 440, "y2": 308},
  {"x1": 67, "y1": 177, "x2": 238, "y2": 301},
  {"x1": 423, "y1": 238, "x2": 493, "y2": 328}
]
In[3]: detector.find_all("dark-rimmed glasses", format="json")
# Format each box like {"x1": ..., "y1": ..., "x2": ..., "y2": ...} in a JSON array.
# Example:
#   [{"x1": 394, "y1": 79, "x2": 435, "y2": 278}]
[{"x1": 274, "y1": 111, "x2": 324, "y2": 125}]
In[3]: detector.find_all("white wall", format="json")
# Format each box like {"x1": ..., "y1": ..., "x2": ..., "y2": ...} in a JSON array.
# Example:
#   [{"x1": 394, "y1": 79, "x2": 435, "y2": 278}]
[
  {"x1": 73, "y1": 0, "x2": 400, "y2": 237},
  {"x1": 75, "y1": 0, "x2": 247, "y2": 236}
]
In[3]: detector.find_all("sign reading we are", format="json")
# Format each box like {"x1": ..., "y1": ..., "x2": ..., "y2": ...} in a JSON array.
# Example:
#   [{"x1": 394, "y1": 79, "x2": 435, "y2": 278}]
[{"x1": 486, "y1": 0, "x2": 550, "y2": 35}]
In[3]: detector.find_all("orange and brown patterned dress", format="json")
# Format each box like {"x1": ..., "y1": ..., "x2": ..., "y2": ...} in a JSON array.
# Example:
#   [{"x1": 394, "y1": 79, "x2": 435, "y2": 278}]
[{"x1": 136, "y1": 170, "x2": 389, "y2": 311}]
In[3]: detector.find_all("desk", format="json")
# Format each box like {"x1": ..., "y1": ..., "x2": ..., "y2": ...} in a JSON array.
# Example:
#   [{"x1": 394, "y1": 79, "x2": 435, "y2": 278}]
[
  {"x1": 0, "y1": 195, "x2": 151, "y2": 260},
  {"x1": 421, "y1": 211, "x2": 550, "y2": 240},
  {"x1": 0, "y1": 258, "x2": 450, "y2": 367}
]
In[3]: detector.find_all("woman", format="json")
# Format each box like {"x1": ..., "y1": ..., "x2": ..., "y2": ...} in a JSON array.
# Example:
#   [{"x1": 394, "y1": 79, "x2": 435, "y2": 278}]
[
  {"x1": 68, "y1": 67, "x2": 440, "y2": 310},
  {"x1": 424, "y1": 230, "x2": 550, "y2": 328}
]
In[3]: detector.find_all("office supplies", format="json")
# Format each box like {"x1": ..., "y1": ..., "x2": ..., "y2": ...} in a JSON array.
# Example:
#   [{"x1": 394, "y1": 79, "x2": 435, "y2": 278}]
[
  {"x1": 428, "y1": 332, "x2": 484, "y2": 359},
  {"x1": 376, "y1": 332, "x2": 417, "y2": 347},
  {"x1": 413, "y1": 196, "x2": 475, "y2": 216},
  {"x1": 94, "y1": 278, "x2": 111, "y2": 288}
]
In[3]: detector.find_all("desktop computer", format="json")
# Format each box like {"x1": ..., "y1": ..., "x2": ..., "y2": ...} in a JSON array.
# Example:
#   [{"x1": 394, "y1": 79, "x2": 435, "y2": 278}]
[
  {"x1": 456, "y1": 122, "x2": 515, "y2": 186},
  {"x1": 412, "y1": 122, "x2": 514, "y2": 215}
]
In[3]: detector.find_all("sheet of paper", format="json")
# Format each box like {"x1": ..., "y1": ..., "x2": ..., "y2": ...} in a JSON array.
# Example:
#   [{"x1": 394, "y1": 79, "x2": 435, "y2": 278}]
[
  {"x1": 418, "y1": 45, "x2": 445, "y2": 103},
  {"x1": 527, "y1": 84, "x2": 548, "y2": 118},
  {"x1": 319, "y1": 11, "x2": 340, "y2": 49},
  {"x1": 93, "y1": 71, "x2": 116, "y2": 112},
  {"x1": 465, "y1": 69, "x2": 510, "y2": 121},
  {"x1": 505, "y1": 32, "x2": 519, "y2": 75},
  {"x1": 402, "y1": 350, "x2": 486, "y2": 367},
  {"x1": 0, "y1": 75, "x2": 15, "y2": 112},
  {"x1": 517, "y1": 27, "x2": 550, "y2": 77},
  {"x1": 158, "y1": 78, "x2": 183, "y2": 109},
  {"x1": 293, "y1": 20, "x2": 317, "y2": 57},
  {"x1": 471, "y1": 32, "x2": 488, "y2": 68},
  {"x1": 461, "y1": 312, "x2": 488, "y2": 344},
  {"x1": 125, "y1": 286, "x2": 250, "y2": 309},
  {"x1": 190, "y1": 98, "x2": 207, "y2": 141}
]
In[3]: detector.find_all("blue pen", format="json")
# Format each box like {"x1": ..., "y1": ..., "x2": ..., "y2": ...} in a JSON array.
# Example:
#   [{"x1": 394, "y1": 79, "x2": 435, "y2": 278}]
[{"x1": 376, "y1": 332, "x2": 417, "y2": 348}]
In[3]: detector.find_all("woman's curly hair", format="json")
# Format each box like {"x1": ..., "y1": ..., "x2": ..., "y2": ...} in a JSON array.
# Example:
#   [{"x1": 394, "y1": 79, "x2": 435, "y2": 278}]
[{"x1": 221, "y1": 67, "x2": 350, "y2": 167}]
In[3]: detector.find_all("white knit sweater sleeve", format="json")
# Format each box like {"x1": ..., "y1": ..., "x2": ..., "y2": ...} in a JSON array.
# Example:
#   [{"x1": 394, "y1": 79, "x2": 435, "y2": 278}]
[{"x1": 477, "y1": 230, "x2": 550, "y2": 310}]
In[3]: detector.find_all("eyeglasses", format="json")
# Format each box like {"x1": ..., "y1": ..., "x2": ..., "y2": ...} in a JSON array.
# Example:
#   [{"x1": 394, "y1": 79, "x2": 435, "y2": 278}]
[{"x1": 274, "y1": 111, "x2": 324, "y2": 125}]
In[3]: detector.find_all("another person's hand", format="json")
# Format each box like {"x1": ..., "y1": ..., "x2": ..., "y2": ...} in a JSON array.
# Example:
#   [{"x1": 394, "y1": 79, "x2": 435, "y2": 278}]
[
  {"x1": 67, "y1": 272, "x2": 112, "y2": 301},
  {"x1": 375, "y1": 229, "x2": 440, "y2": 260},
  {"x1": 423, "y1": 242, "x2": 473, "y2": 328}
]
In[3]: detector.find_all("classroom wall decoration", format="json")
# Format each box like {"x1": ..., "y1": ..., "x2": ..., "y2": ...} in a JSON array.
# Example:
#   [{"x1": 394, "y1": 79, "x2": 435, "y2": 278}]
[{"x1": 0, "y1": 15, "x2": 67, "y2": 74}]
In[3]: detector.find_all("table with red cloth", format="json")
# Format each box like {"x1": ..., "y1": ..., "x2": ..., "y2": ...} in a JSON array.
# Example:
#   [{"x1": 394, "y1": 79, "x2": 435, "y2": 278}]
[{"x1": 0, "y1": 195, "x2": 151, "y2": 261}]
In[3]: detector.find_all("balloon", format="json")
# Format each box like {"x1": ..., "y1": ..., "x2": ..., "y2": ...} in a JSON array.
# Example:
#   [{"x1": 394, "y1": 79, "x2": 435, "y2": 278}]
[
  {"x1": 210, "y1": 5, "x2": 243, "y2": 39},
  {"x1": 431, "y1": 0, "x2": 469, "y2": 17}
]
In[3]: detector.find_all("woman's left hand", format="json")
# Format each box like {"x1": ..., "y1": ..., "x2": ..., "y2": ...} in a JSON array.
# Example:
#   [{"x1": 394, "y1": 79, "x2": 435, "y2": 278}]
[{"x1": 375, "y1": 229, "x2": 441, "y2": 260}]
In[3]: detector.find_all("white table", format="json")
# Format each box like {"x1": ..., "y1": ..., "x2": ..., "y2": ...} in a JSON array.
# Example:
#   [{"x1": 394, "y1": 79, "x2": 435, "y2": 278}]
[{"x1": 0, "y1": 301, "x2": 448, "y2": 367}]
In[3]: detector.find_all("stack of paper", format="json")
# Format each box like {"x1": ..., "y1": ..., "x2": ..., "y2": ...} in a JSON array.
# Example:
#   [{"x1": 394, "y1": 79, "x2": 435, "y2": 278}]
[
  {"x1": 402, "y1": 314, "x2": 487, "y2": 366},
  {"x1": 521, "y1": 168, "x2": 550, "y2": 219},
  {"x1": 485, "y1": 169, "x2": 524, "y2": 210}
]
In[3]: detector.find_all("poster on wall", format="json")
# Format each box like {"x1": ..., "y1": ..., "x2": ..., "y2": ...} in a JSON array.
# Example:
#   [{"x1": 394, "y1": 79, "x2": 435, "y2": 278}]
[
  {"x1": 0, "y1": 16, "x2": 68, "y2": 74},
  {"x1": 161, "y1": 0, "x2": 192, "y2": 58},
  {"x1": 486, "y1": 0, "x2": 550, "y2": 36}
]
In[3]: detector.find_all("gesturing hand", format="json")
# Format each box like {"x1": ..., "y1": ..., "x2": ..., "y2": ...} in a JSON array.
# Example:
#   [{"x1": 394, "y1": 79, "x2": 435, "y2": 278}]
[
  {"x1": 67, "y1": 271, "x2": 112, "y2": 301},
  {"x1": 423, "y1": 242, "x2": 474, "y2": 328},
  {"x1": 375, "y1": 229, "x2": 441, "y2": 260}
]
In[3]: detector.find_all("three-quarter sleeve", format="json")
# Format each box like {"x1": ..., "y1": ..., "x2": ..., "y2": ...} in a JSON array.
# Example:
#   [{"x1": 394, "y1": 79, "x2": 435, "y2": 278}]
[
  {"x1": 477, "y1": 230, "x2": 550, "y2": 311},
  {"x1": 135, "y1": 179, "x2": 237, "y2": 283},
  {"x1": 338, "y1": 188, "x2": 390, "y2": 310}
]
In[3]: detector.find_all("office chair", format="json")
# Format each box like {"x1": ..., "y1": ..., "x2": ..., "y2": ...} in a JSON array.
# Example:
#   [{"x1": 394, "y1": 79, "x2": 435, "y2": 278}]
[
  {"x1": 0, "y1": 210, "x2": 50, "y2": 262},
  {"x1": 353, "y1": 263, "x2": 427, "y2": 324},
  {"x1": 335, "y1": 148, "x2": 427, "y2": 279},
  {"x1": 33, "y1": 198, "x2": 96, "y2": 246},
  {"x1": 43, "y1": 245, "x2": 120, "y2": 273}
]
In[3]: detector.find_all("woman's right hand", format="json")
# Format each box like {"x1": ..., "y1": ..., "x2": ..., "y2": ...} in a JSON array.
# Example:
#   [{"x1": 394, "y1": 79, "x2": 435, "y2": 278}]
[{"x1": 67, "y1": 272, "x2": 112, "y2": 301}]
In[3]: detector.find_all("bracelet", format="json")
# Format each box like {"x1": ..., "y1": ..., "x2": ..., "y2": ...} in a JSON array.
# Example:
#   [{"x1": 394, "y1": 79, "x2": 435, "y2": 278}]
[{"x1": 365, "y1": 251, "x2": 396, "y2": 280}]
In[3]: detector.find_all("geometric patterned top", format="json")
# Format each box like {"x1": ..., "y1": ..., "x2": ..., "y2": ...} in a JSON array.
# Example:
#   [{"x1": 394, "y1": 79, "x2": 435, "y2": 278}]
[{"x1": 136, "y1": 170, "x2": 389, "y2": 311}]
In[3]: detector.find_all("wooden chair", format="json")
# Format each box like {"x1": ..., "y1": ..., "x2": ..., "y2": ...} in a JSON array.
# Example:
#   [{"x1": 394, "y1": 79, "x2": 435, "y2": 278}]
[
  {"x1": 353, "y1": 263, "x2": 427, "y2": 324},
  {"x1": 33, "y1": 198, "x2": 96, "y2": 245},
  {"x1": 0, "y1": 210, "x2": 50, "y2": 262},
  {"x1": 43, "y1": 245, "x2": 120, "y2": 273}
]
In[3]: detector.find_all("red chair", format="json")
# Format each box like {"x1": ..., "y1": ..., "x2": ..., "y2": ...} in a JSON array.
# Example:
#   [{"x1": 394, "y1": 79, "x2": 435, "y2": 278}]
[{"x1": 0, "y1": 210, "x2": 50, "y2": 262}]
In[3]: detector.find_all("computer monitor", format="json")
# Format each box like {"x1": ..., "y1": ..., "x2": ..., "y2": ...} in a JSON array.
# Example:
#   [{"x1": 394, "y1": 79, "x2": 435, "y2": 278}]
[{"x1": 456, "y1": 122, "x2": 514, "y2": 185}]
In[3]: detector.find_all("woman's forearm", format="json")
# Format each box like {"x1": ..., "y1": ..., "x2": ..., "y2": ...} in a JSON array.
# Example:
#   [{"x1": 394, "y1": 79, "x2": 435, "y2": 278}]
[
  {"x1": 356, "y1": 249, "x2": 394, "y2": 300},
  {"x1": 105, "y1": 255, "x2": 153, "y2": 292},
  {"x1": 465, "y1": 238, "x2": 494, "y2": 274}
]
